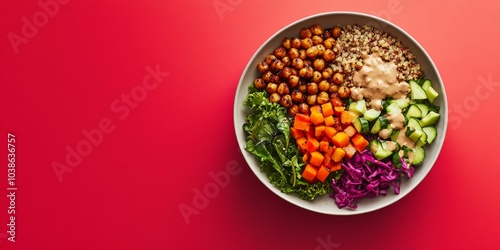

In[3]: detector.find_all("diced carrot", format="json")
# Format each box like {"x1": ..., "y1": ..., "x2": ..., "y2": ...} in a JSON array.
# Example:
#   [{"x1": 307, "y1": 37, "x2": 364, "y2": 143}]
[
  {"x1": 340, "y1": 110, "x2": 357, "y2": 125},
  {"x1": 309, "y1": 151, "x2": 324, "y2": 167},
  {"x1": 302, "y1": 152, "x2": 309, "y2": 163},
  {"x1": 323, "y1": 153, "x2": 331, "y2": 165},
  {"x1": 306, "y1": 125, "x2": 315, "y2": 139},
  {"x1": 324, "y1": 115, "x2": 335, "y2": 127},
  {"x1": 343, "y1": 143, "x2": 357, "y2": 159},
  {"x1": 332, "y1": 131, "x2": 350, "y2": 147},
  {"x1": 352, "y1": 133, "x2": 369, "y2": 152},
  {"x1": 324, "y1": 126, "x2": 337, "y2": 139},
  {"x1": 295, "y1": 113, "x2": 310, "y2": 122},
  {"x1": 293, "y1": 118, "x2": 310, "y2": 132},
  {"x1": 296, "y1": 137, "x2": 307, "y2": 152},
  {"x1": 332, "y1": 147, "x2": 346, "y2": 162},
  {"x1": 316, "y1": 166, "x2": 331, "y2": 182},
  {"x1": 332, "y1": 117, "x2": 343, "y2": 131},
  {"x1": 321, "y1": 102, "x2": 334, "y2": 117},
  {"x1": 290, "y1": 127, "x2": 305, "y2": 139},
  {"x1": 302, "y1": 164, "x2": 318, "y2": 182},
  {"x1": 319, "y1": 141, "x2": 329, "y2": 153},
  {"x1": 305, "y1": 138, "x2": 320, "y2": 152},
  {"x1": 328, "y1": 162, "x2": 342, "y2": 172},
  {"x1": 326, "y1": 146, "x2": 335, "y2": 157},
  {"x1": 343, "y1": 125, "x2": 357, "y2": 138},
  {"x1": 315, "y1": 125, "x2": 326, "y2": 137},
  {"x1": 310, "y1": 111, "x2": 324, "y2": 125},
  {"x1": 334, "y1": 106, "x2": 345, "y2": 116},
  {"x1": 310, "y1": 105, "x2": 322, "y2": 114}
]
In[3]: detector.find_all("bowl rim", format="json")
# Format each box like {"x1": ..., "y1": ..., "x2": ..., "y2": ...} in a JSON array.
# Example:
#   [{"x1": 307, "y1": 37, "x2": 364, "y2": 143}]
[{"x1": 233, "y1": 11, "x2": 448, "y2": 215}]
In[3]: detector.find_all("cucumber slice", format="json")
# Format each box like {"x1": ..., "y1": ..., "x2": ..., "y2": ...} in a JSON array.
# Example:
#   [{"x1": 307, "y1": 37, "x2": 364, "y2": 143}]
[
  {"x1": 411, "y1": 146, "x2": 425, "y2": 165},
  {"x1": 348, "y1": 101, "x2": 361, "y2": 116},
  {"x1": 369, "y1": 139, "x2": 380, "y2": 153},
  {"x1": 355, "y1": 99, "x2": 367, "y2": 115},
  {"x1": 415, "y1": 103, "x2": 429, "y2": 117},
  {"x1": 385, "y1": 103, "x2": 401, "y2": 114},
  {"x1": 426, "y1": 86, "x2": 439, "y2": 104},
  {"x1": 420, "y1": 111, "x2": 440, "y2": 127},
  {"x1": 353, "y1": 117, "x2": 370, "y2": 133},
  {"x1": 364, "y1": 108, "x2": 381, "y2": 121},
  {"x1": 421, "y1": 79, "x2": 432, "y2": 91},
  {"x1": 406, "y1": 105, "x2": 422, "y2": 118},
  {"x1": 416, "y1": 131, "x2": 427, "y2": 147},
  {"x1": 409, "y1": 130, "x2": 423, "y2": 142},
  {"x1": 371, "y1": 116, "x2": 389, "y2": 134},
  {"x1": 390, "y1": 130, "x2": 400, "y2": 142},
  {"x1": 407, "y1": 118, "x2": 422, "y2": 131},
  {"x1": 422, "y1": 126, "x2": 437, "y2": 144},
  {"x1": 390, "y1": 98, "x2": 410, "y2": 109},
  {"x1": 374, "y1": 143, "x2": 393, "y2": 160},
  {"x1": 409, "y1": 81, "x2": 427, "y2": 100}
]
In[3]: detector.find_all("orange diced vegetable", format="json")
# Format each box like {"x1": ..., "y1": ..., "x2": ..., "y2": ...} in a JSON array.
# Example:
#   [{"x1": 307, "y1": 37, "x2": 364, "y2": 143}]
[
  {"x1": 332, "y1": 147, "x2": 346, "y2": 162},
  {"x1": 340, "y1": 110, "x2": 357, "y2": 126},
  {"x1": 302, "y1": 152, "x2": 309, "y2": 163},
  {"x1": 302, "y1": 164, "x2": 317, "y2": 182},
  {"x1": 306, "y1": 125, "x2": 315, "y2": 139},
  {"x1": 352, "y1": 133, "x2": 369, "y2": 152},
  {"x1": 334, "y1": 106, "x2": 345, "y2": 116},
  {"x1": 343, "y1": 143, "x2": 357, "y2": 159},
  {"x1": 295, "y1": 113, "x2": 310, "y2": 122},
  {"x1": 296, "y1": 137, "x2": 307, "y2": 152},
  {"x1": 324, "y1": 115, "x2": 335, "y2": 127},
  {"x1": 319, "y1": 141, "x2": 329, "y2": 153},
  {"x1": 343, "y1": 125, "x2": 357, "y2": 138},
  {"x1": 291, "y1": 127, "x2": 305, "y2": 139},
  {"x1": 310, "y1": 105, "x2": 322, "y2": 114},
  {"x1": 305, "y1": 138, "x2": 320, "y2": 152},
  {"x1": 310, "y1": 111, "x2": 324, "y2": 125},
  {"x1": 332, "y1": 117, "x2": 343, "y2": 131},
  {"x1": 321, "y1": 102, "x2": 334, "y2": 117},
  {"x1": 309, "y1": 151, "x2": 324, "y2": 167},
  {"x1": 332, "y1": 131, "x2": 350, "y2": 147},
  {"x1": 323, "y1": 153, "x2": 331, "y2": 165},
  {"x1": 293, "y1": 118, "x2": 310, "y2": 132},
  {"x1": 316, "y1": 166, "x2": 331, "y2": 182},
  {"x1": 328, "y1": 162, "x2": 342, "y2": 172},
  {"x1": 315, "y1": 125, "x2": 326, "y2": 137},
  {"x1": 324, "y1": 126, "x2": 337, "y2": 139},
  {"x1": 326, "y1": 146, "x2": 335, "y2": 157}
]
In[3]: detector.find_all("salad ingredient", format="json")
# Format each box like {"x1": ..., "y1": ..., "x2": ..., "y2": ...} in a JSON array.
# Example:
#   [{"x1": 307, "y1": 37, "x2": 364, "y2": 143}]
[{"x1": 244, "y1": 88, "x2": 332, "y2": 200}]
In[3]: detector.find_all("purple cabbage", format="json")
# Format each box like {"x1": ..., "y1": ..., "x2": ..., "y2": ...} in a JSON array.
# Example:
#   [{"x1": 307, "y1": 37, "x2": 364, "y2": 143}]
[{"x1": 330, "y1": 150, "x2": 415, "y2": 209}]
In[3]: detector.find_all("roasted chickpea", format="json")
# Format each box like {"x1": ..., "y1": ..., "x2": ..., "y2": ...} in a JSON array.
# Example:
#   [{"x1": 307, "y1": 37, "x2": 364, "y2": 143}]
[
  {"x1": 332, "y1": 26, "x2": 342, "y2": 38},
  {"x1": 274, "y1": 47, "x2": 287, "y2": 59},
  {"x1": 288, "y1": 75, "x2": 300, "y2": 88},
  {"x1": 323, "y1": 38, "x2": 335, "y2": 49},
  {"x1": 322, "y1": 68, "x2": 333, "y2": 79},
  {"x1": 266, "y1": 82, "x2": 278, "y2": 94},
  {"x1": 257, "y1": 61, "x2": 269, "y2": 73},
  {"x1": 323, "y1": 28, "x2": 332, "y2": 38},
  {"x1": 311, "y1": 35, "x2": 323, "y2": 45},
  {"x1": 291, "y1": 89, "x2": 304, "y2": 102},
  {"x1": 337, "y1": 85, "x2": 351, "y2": 98},
  {"x1": 332, "y1": 72, "x2": 344, "y2": 84},
  {"x1": 279, "y1": 67, "x2": 292, "y2": 80},
  {"x1": 323, "y1": 49, "x2": 336, "y2": 62},
  {"x1": 281, "y1": 56, "x2": 291, "y2": 67},
  {"x1": 265, "y1": 54, "x2": 277, "y2": 65},
  {"x1": 269, "y1": 74, "x2": 280, "y2": 84},
  {"x1": 303, "y1": 59, "x2": 312, "y2": 67},
  {"x1": 290, "y1": 68, "x2": 298, "y2": 76},
  {"x1": 281, "y1": 37, "x2": 291, "y2": 50},
  {"x1": 269, "y1": 93, "x2": 281, "y2": 103},
  {"x1": 316, "y1": 44, "x2": 325, "y2": 56},
  {"x1": 300, "y1": 28, "x2": 312, "y2": 38},
  {"x1": 298, "y1": 49, "x2": 307, "y2": 60},
  {"x1": 310, "y1": 24, "x2": 323, "y2": 36},
  {"x1": 318, "y1": 80, "x2": 330, "y2": 92},
  {"x1": 271, "y1": 60, "x2": 284, "y2": 72},
  {"x1": 288, "y1": 48, "x2": 299, "y2": 59},
  {"x1": 306, "y1": 82, "x2": 318, "y2": 95},
  {"x1": 280, "y1": 95, "x2": 293, "y2": 108},
  {"x1": 291, "y1": 37, "x2": 302, "y2": 49},
  {"x1": 298, "y1": 103, "x2": 310, "y2": 115},
  {"x1": 299, "y1": 66, "x2": 313, "y2": 79},
  {"x1": 328, "y1": 84, "x2": 339, "y2": 94},
  {"x1": 288, "y1": 104, "x2": 299, "y2": 116},
  {"x1": 312, "y1": 71, "x2": 322, "y2": 83},
  {"x1": 254, "y1": 78, "x2": 266, "y2": 90},
  {"x1": 317, "y1": 91, "x2": 330, "y2": 105},
  {"x1": 306, "y1": 46, "x2": 319, "y2": 59},
  {"x1": 313, "y1": 59, "x2": 325, "y2": 71},
  {"x1": 301, "y1": 38, "x2": 313, "y2": 49},
  {"x1": 261, "y1": 71, "x2": 272, "y2": 82},
  {"x1": 306, "y1": 94, "x2": 317, "y2": 105},
  {"x1": 277, "y1": 82, "x2": 289, "y2": 95},
  {"x1": 292, "y1": 58, "x2": 304, "y2": 70},
  {"x1": 298, "y1": 81, "x2": 307, "y2": 93}
]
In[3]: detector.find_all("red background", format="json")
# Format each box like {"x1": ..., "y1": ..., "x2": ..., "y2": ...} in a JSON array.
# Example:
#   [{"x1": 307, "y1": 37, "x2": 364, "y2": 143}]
[{"x1": 1, "y1": 0, "x2": 499, "y2": 249}]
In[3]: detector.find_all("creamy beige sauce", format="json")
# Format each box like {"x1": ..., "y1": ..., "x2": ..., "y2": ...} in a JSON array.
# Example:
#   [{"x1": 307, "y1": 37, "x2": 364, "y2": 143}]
[
  {"x1": 386, "y1": 112, "x2": 405, "y2": 130},
  {"x1": 351, "y1": 53, "x2": 410, "y2": 111},
  {"x1": 397, "y1": 127, "x2": 415, "y2": 149},
  {"x1": 378, "y1": 129, "x2": 391, "y2": 139},
  {"x1": 385, "y1": 141, "x2": 397, "y2": 151}
]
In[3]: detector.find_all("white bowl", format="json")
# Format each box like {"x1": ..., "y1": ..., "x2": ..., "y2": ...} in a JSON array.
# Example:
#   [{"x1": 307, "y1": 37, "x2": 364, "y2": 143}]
[{"x1": 233, "y1": 12, "x2": 448, "y2": 215}]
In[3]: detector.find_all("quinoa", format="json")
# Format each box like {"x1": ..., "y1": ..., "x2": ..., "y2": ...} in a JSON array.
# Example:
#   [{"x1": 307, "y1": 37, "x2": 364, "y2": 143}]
[{"x1": 330, "y1": 24, "x2": 422, "y2": 85}]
